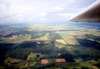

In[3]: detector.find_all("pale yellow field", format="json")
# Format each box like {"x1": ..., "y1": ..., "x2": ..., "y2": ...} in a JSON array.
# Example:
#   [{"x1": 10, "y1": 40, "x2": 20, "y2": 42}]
[
  {"x1": 57, "y1": 31, "x2": 79, "y2": 36},
  {"x1": 57, "y1": 32, "x2": 80, "y2": 45},
  {"x1": 65, "y1": 38, "x2": 80, "y2": 45},
  {"x1": 57, "y1": 29, "x2": 100, "y2": 45},
  {"x1": 93, "y1": 32, "x2": 100, "y2": 36},
  {"x1": 55, "y1": 45, "x2": 65, "y2": 48},
  {"x1": 32, "y1": 33, "x2": 49, "y2": 41},
  {"x1": 56, "y1": 39, "x2": 67, "y2": 44},
  {"x1": 27, "y1": 24, "x2": 67, "y2": 31},
  {"x1": 87, "y1": 38, "x2": 95, "y2": 41}
]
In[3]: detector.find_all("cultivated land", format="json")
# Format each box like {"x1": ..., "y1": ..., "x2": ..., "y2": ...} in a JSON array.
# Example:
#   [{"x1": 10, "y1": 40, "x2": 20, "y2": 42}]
[
  {"x1": 56, "y1": 39, "x2": 67, "y2": 44},
  {"x1": 0, "y1": 22, "x2": 100, "y2": 69}
]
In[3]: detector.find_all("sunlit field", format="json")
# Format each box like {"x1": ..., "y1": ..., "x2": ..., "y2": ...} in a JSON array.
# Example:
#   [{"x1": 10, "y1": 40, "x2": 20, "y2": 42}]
[{"x1": 0, "y1": 22, "x2": 100, "y2": 69}]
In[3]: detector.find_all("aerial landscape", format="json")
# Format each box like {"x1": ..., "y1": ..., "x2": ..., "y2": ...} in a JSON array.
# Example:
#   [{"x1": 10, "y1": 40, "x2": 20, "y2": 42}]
[
  {"x1": 0, "y1": 22, "x2": 100, "y2": 69},
  {"x1": 0, "y1": 0, "x2": 100, "y2": 69}
]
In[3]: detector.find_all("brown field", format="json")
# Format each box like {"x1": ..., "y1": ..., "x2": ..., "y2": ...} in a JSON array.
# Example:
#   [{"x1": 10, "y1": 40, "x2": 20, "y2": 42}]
[
  {"x1": 56, "y1": 59, "x2": 66, "y2": 62},
  {"x1": 41, "y1": 59, "x2": 48, "y2": 64},
  {"x1": 8, "y1": 35, "x2": 17, "y2": 40},
  {"x1": 6, "y1": 34, "x2": 32, "y2": 43},
  {"x1": 77, "y1": 35, "x2": 86, "y2": 39},
  {"x1": 93, "y1": 32, "x2": 100, "y2": 36}
]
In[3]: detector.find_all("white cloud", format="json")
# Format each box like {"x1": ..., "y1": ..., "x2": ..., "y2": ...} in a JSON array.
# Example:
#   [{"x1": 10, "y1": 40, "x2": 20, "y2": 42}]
[
  {"x1": 56, "y1": 13, "x2": 73, "y2": 17},
  {"x1": 54, "y1": 6, "x2": 64, "y2": 11},
  {"x1": 40, "y1": 12, "x2": 47, "y2": 17},
  {"x1": 55, "y1": 13, "x2": 76, "y2": 20},
  {"x1": 0, "y1": 0, "x2": 96, "y2": 23},
  {"x1": 40, "y1": 17, "x2": 45, "y2": 21}
]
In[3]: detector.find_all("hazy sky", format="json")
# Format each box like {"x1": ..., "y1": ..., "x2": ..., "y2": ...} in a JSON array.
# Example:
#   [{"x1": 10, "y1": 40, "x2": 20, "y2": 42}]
[{"x1": 0, "y1": 0, "x2": 96, "y2": 23}]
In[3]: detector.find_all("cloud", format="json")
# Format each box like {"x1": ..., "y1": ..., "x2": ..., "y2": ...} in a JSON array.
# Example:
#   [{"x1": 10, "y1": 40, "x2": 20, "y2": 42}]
[
  {"x1": 40, "y1": 17, "x2": 45, "y2": 21},
  {"x1": 0, "y1": 0, "x2": 96, "y2": 23},
  {"x1": 40, "y1": 12, "x2": 47, "y2": 17},
  {"x1": 54, "y1": 6, "x2": 64, "y2": 11},
  {"x1": 56, "y1": 13, "x2": 76, "y2": 20}
]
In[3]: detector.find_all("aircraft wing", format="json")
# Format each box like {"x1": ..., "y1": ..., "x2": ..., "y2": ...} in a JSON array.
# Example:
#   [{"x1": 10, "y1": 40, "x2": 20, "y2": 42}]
[{"x1": 70, "y1": 0, "x2": 100, "y2": 22}]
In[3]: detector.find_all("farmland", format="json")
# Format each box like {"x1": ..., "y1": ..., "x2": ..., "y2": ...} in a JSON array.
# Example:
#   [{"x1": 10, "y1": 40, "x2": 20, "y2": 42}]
[{"x1": 0, "y1": 22, "x2": 100, "y2": 69}]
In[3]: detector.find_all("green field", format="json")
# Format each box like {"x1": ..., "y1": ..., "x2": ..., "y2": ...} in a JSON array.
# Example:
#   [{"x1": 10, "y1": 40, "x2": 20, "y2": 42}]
[{"x1": 0, "y1": 23, "x2": 100, "y2": 69}]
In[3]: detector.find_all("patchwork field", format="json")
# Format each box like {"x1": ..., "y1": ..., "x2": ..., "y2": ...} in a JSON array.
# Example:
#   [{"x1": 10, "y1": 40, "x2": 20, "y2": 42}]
[
  {"x1": 31, "y1": 33, "x2": 49, "y2": 41},
  {"x1": 56, "y1": 39, "x2": 67, "y2": 44},
  {"x1": 0, "y1": 23, "x2": 100, "y2": 69},
  {"x1": 57, "y1": 31, "x2": 80, "y2": 45},
  {"x1": 1, "y1": 34, "x2": 32, "y2": 43}
]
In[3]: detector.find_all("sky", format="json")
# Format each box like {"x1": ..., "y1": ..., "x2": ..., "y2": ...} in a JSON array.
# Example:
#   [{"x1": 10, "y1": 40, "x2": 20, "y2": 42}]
[{"x1": 0, "y1": 0, "x2": 96, "y2": 23}]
